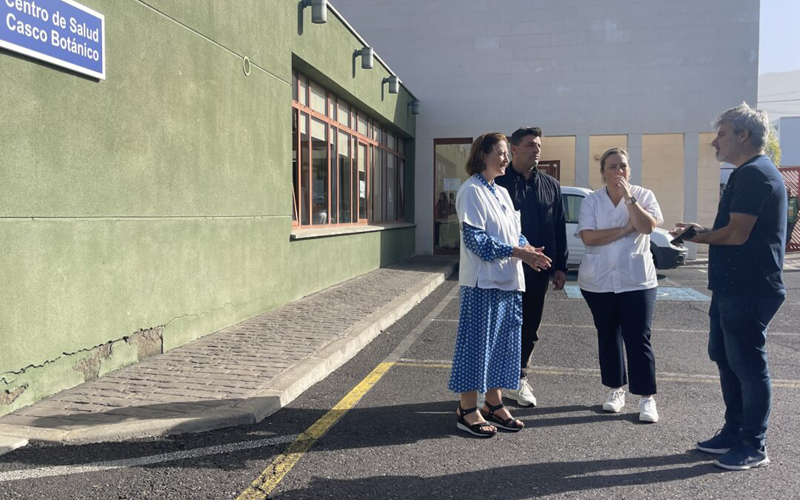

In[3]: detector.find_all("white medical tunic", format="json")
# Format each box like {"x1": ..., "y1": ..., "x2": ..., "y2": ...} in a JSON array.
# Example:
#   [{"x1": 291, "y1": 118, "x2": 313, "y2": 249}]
[{"x1": 575, "y1": 185, "x2": 663, "y2": 293}]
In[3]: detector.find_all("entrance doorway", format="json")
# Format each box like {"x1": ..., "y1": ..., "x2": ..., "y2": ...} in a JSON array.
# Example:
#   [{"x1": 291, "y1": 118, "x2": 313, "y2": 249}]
[{"x1": 537, "y1": 160, "x2": 560, "y2": 180}]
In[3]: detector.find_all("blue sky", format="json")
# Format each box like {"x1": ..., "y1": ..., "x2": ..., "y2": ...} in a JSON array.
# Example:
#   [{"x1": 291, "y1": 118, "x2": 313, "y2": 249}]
[{"x1": 759, "y1": 0, "x2": 800, "y2": 74}]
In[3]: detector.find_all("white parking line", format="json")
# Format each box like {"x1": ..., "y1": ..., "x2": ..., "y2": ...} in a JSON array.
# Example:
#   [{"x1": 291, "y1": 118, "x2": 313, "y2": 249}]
[{"x1": 0, "y1": 434, "x2": 299, "y2": 483}]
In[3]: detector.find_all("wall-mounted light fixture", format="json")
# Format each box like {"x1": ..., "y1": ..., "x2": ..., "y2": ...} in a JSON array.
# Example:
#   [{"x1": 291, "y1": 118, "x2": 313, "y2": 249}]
[
  {"x1": 382, "y1": 75, "x2": 399, "y2": 94},
  {"x1": 409, "y1": 99, "x2": 420, "y2": 115},
  {"x1": 353, "y1": 47, "x2": 374, "y2": 70},
  {"x1": 301, "y1": 0, "x2": 327, "y2": 24}
]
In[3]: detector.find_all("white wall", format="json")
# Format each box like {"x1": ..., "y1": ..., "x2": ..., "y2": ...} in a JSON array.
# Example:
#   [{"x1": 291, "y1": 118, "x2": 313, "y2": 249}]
[
  {"x1": 777, "y1": 117, "x2": 800, "y2": 167},
  {"x1": 333, "y1": 0, "x2": 760, "y2": 254}
]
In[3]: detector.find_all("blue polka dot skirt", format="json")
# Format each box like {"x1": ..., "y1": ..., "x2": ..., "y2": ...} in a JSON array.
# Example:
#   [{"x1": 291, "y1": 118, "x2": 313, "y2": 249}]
[{"x1": 448, "y1": 286, "x2": 523, "y2": 393}]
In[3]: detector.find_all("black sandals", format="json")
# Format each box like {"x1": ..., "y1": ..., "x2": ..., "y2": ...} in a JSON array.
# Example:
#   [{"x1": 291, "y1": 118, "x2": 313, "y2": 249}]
[
  {"x1": 481, "y1": 402, "x2": 524, "y2": 432},
  {"x1": 456, "y1": 405, "x2": 497, "y2": 438}
]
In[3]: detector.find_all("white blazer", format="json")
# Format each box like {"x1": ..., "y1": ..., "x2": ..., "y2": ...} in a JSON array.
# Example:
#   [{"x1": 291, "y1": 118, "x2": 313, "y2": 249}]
[
  {"x1": 456, "y1": 176, "x2": 525, "y2": 292},
  {"x1": 575, "y1": 185, "x2": 663, "y2": 293}
]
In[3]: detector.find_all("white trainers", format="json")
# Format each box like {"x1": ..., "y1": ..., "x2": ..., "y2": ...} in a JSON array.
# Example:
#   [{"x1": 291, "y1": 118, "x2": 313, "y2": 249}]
[
  {"x1": 505, "y1": 379, "x2": 537, "y2": 407},
  {"x1": 639, "y1": 397, "x2": 659, "y2": 423},
  {"x1": 602, "y1": 388, "x2": 625, "y2": 413}
]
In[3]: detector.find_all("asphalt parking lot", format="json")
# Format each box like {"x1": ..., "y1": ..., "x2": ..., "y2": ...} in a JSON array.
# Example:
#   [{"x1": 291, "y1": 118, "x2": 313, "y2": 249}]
[{"x1": 1, "y1": 261, "x2": 799, "y2": 499}]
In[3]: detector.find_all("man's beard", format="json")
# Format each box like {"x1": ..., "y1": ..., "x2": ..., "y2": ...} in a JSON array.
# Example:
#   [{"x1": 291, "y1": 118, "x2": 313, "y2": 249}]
[{"x1": 715, "y1": 150, "x2": 726, "y2": 162}]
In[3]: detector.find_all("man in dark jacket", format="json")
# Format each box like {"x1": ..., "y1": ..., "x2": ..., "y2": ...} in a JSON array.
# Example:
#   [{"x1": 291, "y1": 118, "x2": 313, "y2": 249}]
[{"x1": 496, "y1": 127, "x2": 568, "y2": 407}]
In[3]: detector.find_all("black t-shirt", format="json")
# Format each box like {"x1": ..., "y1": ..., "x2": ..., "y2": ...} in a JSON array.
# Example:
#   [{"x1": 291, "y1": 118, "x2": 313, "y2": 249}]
[{"x1": 708, "y1": 154, "x2": 787, "y2": 297}]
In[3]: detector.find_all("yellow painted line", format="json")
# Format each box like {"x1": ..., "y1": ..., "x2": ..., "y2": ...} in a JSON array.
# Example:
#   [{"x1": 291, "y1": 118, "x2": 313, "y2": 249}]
[
  {"x1": 237, "y1": 362, "x2": 394, "y2": 500},
  {"x1": 394, "y1": 361, "x2": 452, "y2": 368}
]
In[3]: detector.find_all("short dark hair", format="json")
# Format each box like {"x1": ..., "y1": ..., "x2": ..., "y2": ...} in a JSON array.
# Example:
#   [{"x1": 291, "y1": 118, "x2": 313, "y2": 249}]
[
  {"x1": 465, "y1": 132, "x2": 507, "y2": 176},
  {"x1": 510, "y1": 127, "x2": 543, "y2": 146}
]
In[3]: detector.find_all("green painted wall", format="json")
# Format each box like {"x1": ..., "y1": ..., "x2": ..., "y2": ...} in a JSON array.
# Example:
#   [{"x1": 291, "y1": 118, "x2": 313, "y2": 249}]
[{"x1": 0, "y1": 0, "x2": 416, "y2": 415}]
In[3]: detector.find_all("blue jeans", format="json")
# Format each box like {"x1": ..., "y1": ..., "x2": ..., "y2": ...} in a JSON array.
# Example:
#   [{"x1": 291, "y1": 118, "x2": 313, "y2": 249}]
[{"x1": 708, "y1": 294, "x2": 784, "y2": 448}]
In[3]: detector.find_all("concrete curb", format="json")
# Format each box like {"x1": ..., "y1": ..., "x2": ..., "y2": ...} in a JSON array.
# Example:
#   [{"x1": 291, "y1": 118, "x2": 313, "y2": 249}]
[
  {"x1": 9, "y1": 259, "x2": 457, "y2": 446},
  {"x1": 0, "y1": 435, "x2": 28, "y2": 457}
]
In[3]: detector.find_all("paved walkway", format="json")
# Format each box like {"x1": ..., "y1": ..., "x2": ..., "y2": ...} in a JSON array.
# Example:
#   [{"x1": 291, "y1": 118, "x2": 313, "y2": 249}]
[{"x1": 0, "y1": 256, "x2": 457, "y2": 446}]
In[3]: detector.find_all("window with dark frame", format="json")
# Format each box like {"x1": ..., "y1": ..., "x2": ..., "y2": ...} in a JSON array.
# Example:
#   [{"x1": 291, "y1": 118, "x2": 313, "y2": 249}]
[{"x1": 292, "y1": 71, "x2": 406, "y2": 229}]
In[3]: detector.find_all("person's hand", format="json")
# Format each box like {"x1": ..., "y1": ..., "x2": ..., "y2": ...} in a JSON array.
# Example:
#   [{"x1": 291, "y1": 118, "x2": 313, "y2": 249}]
[
  {"x1": 611, "y1": 176, "x2": 633, "y2": 200},
  {"x1": 552, "y1": 270, "x2": 566, "y2": 291},
  {"x1": 513, "y1": 245, "x2": 552, "y2": 272},
  {"x1": 671, "y1": 222, "x2": 704, "y2": 240},
  {"x1": 624, "y1": 222, "x2": 635, "y2": 236}
]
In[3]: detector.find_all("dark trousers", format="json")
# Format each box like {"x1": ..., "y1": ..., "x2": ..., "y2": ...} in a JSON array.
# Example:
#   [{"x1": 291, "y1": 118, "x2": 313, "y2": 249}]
[
  {"x1": 581, "y1": 288, "x2": 657, "y2": 396},
  {"x1": 708, "y1": 294, "x2": 784, "y2": 449},
  {"x1": 519, "y1": 265, "x2": 551, "y2": 379}
]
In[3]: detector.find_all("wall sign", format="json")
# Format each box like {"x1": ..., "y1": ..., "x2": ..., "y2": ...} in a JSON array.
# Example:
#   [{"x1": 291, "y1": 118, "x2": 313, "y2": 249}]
[{"x1": 1, "y1": 0, "x2": 105, "y2": 79}]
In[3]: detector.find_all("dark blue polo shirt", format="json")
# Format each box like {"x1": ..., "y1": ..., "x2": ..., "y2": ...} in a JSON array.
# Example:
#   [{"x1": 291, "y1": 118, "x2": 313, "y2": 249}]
[{"x1": 708, "y1": 154, "x2": 787, "y2": 297}]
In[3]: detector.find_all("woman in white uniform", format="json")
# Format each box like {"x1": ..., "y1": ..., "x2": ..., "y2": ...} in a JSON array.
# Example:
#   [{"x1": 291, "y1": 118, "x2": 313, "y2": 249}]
[
  {"x1": 449, "y1": 132, "x2": 551, "y2": 437},
  {"x1": 576, "y1": 148, "x2": 663, "y2": 423}
]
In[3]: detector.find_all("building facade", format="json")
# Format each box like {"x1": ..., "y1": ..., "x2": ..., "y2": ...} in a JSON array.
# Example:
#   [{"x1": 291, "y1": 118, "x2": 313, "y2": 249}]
[
  {"x1": 332, "y1": 0, "x2": 760, "y2": 258},
  {"x1": 775, "y1": 117, "x2": 800, "y2": 167},
  {"x1": 1, "y1": 1, "x2": 417, "y2": 416}
]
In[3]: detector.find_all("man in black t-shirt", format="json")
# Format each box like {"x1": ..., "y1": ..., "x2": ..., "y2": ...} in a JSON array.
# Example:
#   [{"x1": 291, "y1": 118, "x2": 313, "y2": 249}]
[{"x1": 674, "y1": 103, "x2": 787, "y2": 471}]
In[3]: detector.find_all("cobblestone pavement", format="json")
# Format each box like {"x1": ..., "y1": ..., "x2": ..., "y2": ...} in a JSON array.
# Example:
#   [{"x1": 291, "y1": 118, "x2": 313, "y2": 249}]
[{"x1": 0, "y1": 256, "x2": 457, "y2": 445}]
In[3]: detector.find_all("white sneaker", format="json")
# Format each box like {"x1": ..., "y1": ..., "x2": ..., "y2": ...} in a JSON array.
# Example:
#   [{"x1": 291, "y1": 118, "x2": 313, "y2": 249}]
[
  {"x1": 505, "y1": 379, "x2": 537, "y2": 407},
  {"x1": 639, "y1": 397, "x2": 659, "y2": 423},
  {"x1": 602, "y1": 388, "x2": 625, "y2": 413}
]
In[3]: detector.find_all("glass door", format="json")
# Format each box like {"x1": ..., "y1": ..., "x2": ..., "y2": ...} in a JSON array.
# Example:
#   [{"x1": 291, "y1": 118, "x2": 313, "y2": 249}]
[{"x1": 433, "y1": 138, "x2": 473, "y2": 254}]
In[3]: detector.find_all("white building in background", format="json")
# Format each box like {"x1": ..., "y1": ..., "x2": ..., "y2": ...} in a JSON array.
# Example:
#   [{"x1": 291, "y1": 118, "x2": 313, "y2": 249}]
[
  {"x1": 333, "y1": 0, "x2": 759, "y2": 258},
  {"x1": 774, "y1": 117, "x2": 800, "y2": 167}
]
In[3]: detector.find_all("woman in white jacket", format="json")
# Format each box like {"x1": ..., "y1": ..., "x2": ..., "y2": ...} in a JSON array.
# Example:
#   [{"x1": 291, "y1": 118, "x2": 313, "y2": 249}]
[
  {"x1": 576, "y1": 148, "x2": 663, "y2": 423},
  {"x1": 448, "y1": 132, "x2": 551, "y2": 437}
]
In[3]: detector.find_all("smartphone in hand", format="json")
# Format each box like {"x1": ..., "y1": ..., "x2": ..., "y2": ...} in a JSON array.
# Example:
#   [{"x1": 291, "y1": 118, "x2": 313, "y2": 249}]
[{"x1": 670, "y1": 226, "x2": 697, "y2": 246}]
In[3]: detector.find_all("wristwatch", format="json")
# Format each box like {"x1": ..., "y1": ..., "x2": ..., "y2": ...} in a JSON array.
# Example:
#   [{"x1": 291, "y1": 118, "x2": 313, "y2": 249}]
[{"x1": 626, "y1": 196, "x2": 637, "y2": 205}]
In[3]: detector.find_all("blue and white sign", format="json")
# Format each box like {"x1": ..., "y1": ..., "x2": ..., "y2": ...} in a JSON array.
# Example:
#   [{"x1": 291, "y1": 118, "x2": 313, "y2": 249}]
[
  {"x1": 1, "y1": 0, "x2": 105, "y2": 79},
  {"x1": 564, "y1": 285, "x2": 710, "y2": 302}
]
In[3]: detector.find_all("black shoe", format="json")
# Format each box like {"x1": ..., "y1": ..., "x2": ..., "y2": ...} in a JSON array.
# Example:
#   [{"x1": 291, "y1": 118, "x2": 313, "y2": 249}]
[
  {"x1": 481, "y1": 402, "x2": 524, "y2": 432},
  {"x1": 456, "y1": 405, "x2": 497, "y2": 438}
]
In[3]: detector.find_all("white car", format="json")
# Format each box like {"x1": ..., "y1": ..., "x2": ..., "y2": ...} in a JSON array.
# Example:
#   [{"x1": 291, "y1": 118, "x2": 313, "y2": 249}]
[{"x1": 561, "y1": 186, "x2": 688, "y2": 270}]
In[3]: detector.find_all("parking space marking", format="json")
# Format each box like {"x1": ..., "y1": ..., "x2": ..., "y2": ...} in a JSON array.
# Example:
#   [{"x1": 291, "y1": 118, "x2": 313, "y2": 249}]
[
  {"x1": 0, "y1": 434, "x2": 299, "y2": 483},
  {"x1": 564, "y1": 285, "x2": 711, "y2": 301},
  {"x1": 395, "y1": 359, "x2": 800, "y2": 389},
  {"x1": 238, "y1": 285, "x2": 460, "y2": 499}
]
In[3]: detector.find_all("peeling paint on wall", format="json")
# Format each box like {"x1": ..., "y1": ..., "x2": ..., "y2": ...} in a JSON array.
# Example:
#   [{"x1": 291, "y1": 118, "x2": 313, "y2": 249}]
[
  {"x1": 1, "y1": 325, "x2": 165, "y2": 417},
  {"x1": 125, "y1": 327, "x2": 164, "y2": 361},
  {"x1": 1, "y1": 385, "x2": 27, "y2": 406},
  {"x1": 72, "y1": 344, "x2": 113, "y2": 380}
]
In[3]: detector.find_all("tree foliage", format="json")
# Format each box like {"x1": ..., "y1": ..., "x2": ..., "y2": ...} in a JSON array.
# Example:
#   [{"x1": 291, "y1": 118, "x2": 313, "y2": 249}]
[{"x1": 766, "y1": 127, "x2": 781, "y2": 167}]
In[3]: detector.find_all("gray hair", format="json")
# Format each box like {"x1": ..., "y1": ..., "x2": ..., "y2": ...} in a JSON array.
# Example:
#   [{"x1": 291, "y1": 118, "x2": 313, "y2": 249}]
[{"x1": 713, "y1": 102, "x2": 770, "y2": 151}]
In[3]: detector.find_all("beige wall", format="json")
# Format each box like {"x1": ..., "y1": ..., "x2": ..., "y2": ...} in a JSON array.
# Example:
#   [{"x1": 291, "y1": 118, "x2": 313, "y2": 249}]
[
  {"x1": 589, "y1": 136, "x2": 628, "y2": 190},
  {"x1": 642, "y1": 134, "x2": 685, "y2": 230},
  {"x1": 698, "y1": 133, "x2": 721, "y2": 228},
  {"x1": 542, "y1": 136, "x2": 576, "y2": 186},
  {"x1": 696, "y1": 132, "x2": 721, "y2": 253}
]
